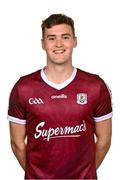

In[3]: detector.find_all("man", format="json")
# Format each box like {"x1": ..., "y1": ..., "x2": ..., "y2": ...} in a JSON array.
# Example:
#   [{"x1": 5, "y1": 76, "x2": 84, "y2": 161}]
[{"x1": 8, "y1": 14, "x2": 112, "y2": 179}]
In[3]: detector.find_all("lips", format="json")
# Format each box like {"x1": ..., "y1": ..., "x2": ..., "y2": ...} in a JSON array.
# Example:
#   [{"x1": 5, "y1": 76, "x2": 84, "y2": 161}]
[{"x1": 53, "y1": 49, "x2": 65, "y2": 54}]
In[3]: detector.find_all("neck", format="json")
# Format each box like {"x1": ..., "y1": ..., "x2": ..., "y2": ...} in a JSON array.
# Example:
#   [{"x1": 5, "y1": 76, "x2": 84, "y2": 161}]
[{"x1": 44, "y1": 64, "x2": 74, "y2": 84}]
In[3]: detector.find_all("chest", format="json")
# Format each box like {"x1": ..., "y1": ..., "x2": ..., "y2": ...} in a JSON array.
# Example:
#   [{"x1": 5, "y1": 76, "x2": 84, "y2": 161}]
[
  {"x1": 24, "y1": 84, "x2": 97, "y2": 123},
  {"x1": 23, "y1": 83, "x2": 97, "y2": 140}
]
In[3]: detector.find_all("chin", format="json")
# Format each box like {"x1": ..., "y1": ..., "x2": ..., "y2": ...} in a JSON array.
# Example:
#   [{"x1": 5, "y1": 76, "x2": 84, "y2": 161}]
[{"x1": 52, "y1": 59, "x2": 68, "y2": 65}]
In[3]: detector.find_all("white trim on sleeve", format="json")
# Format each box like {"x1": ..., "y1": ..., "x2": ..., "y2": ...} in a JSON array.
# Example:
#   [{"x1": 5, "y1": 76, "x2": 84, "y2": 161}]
[
  {"x1": 7, "y1": 115, "x2": 26, "y2": 124},
  {"x1": 94, "y1": 112, "x2": 113, "y2": 122}
]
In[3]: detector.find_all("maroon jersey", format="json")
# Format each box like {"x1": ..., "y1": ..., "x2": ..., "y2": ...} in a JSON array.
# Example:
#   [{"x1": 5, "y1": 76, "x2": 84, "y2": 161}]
[{"x1": 8, "y1": 68, "x2": 112, "y2": 179}]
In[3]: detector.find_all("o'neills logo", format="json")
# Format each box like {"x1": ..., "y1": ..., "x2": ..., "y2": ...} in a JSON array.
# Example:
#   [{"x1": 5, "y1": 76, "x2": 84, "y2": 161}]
[
  {"x1": 34, "y1": 120, "x2": 86, "y2": 141},
  {"x1": 51, "y1": 94, "x2": 67, "y2": 99}
]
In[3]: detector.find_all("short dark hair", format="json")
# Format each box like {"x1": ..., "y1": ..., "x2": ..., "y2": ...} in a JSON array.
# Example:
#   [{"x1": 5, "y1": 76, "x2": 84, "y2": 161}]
[{"x1": 41, "y1": 14, "x2": 75, "y2": 38}]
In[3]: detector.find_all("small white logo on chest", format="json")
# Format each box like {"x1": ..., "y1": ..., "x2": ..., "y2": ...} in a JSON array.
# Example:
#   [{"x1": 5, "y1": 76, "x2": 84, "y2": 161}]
[
  {"x1": 51, "y1": 94, "x2": 67, "y2": 99},
  {"x1": 29, "y1": 98, "x2": 44, "y2": 104}
]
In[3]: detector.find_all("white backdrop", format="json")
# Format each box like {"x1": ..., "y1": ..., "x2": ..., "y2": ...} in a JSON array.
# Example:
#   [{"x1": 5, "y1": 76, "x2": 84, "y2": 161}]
[{"x1": 0, "y1": 0, "x2": 120, "y2": 179}]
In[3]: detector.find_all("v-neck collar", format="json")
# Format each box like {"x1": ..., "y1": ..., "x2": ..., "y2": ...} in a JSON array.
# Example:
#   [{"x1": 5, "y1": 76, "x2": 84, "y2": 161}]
[{"x1": 41, "y1": 67, "x2": 77, "y2": 90}]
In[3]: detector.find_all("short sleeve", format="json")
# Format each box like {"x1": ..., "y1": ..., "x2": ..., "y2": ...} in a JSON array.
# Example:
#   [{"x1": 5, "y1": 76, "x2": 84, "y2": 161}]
[
  {"x1": 8, "y1": 79, "x2": 26, "y2": 124},
  {"x1": 94, "y1": 78, "x2": 113, "y2": 122}
]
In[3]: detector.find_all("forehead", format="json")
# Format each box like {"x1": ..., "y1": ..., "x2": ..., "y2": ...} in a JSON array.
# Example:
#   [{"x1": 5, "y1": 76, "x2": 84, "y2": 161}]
[{"x1": 44, "y1": 24, "x2": 73, "y2": 36}]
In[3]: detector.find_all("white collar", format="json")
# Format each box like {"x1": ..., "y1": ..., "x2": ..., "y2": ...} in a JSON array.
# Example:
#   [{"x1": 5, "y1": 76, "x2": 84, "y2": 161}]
[{"x1": 41, "y1": 67, "x2": 77, "y2": 90}]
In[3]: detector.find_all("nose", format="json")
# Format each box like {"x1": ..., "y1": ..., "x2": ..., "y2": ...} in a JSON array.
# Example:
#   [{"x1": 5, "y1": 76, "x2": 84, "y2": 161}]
[{"x1": 55, "y1": 38, "x2": 63, "y2": 47}]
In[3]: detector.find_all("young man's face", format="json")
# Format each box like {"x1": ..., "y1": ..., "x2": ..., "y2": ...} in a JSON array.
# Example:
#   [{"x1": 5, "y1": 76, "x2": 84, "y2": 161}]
[{"x1": 42, "y1": 24, "x2": 77, "y2": 65}]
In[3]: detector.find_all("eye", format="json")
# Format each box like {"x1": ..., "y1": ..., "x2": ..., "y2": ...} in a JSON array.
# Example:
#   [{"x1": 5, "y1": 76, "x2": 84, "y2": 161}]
[
  {"x1": 63, "y1": 36, "x2": 70, "y2": 39},
  {"x1": 48, "y1": 37, "x2": 55, "y2": 40},
  {"x1": 47, "y1": 36, "x2": 55, "y2": 41}
]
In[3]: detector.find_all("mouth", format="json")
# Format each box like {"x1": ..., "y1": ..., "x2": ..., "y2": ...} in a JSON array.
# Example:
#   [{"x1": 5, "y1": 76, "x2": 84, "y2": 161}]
[{"x1": 53, "y1": 49, "x2": 65, "y2": 54}]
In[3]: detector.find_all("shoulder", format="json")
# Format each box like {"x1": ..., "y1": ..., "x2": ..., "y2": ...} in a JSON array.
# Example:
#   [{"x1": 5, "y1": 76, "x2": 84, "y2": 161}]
[
  {"x1": 19, "y1": 70, "x2": 41, "y2": 83},
  {"x1": 11, "y1": 70, "x2": 41, "y2": 94},
  {"x1": 77, "y1": 68, "x2": 103, "y2": 82},
  {"x1": 76, "y1": 68, "x2": 109, "y2": 91}
]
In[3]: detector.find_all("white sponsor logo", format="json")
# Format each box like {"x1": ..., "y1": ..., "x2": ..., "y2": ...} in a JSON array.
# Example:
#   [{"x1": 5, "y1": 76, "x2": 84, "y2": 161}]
[
  {"x1": 77, "y1": 93, "x2": 87, "y2": 105},
  {"x1": 34, "y1": 120, "x2": 86, "y2": 141},
  {"x1": 51, "y1": 94, "x2": 67, "y2": 99},
  {"x1": 29, "y1": 98, "x2": 44, "y2": 104}
]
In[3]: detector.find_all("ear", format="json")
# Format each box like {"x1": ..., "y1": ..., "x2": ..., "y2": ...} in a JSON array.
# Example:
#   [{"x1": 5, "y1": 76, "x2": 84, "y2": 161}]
[
  {"x1": 41, "y1": 39, "x2": 45, "y2": 50},
  {"x1": 74, "y1": 37, "x2": 77, "y2": 48}
]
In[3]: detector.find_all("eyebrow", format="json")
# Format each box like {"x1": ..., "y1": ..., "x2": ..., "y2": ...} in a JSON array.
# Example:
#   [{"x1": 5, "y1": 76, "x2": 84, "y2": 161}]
[
  {"x1": 62, "y1": 33, "x2": 71, "y2": 36},
  {"x1": 47, "y1": 33, "x2": 72, "y2": 38},
  {"x1": 47, "y1": 35, "x2": 56, "y2": 38}
]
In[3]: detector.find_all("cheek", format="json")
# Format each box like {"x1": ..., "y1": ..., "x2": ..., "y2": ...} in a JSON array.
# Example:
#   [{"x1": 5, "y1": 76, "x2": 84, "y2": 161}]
[
  {"x1": 65, "y1": 41, "x2": 76, "y2": 48},
  {"x1": 45, "y1": 43, "x2": 55, "y2": 50},
  {"x1": 66, "y1": 44, "x2": 75, "y2": 51},
  {"x1": 45, "y1": 47, "x2": 53, "y2": 55}
]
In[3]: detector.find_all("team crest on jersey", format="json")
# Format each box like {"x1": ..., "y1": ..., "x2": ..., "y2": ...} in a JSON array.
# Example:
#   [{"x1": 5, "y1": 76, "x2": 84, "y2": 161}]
[{"x1": 77, "y1": 93, "x2": 87, "y2": 105}]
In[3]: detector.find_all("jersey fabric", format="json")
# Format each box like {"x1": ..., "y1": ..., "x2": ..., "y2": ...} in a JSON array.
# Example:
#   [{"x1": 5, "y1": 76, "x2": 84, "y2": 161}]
[{"x1": 8, "y1": 68, "x2": 112, "y2": 179}]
